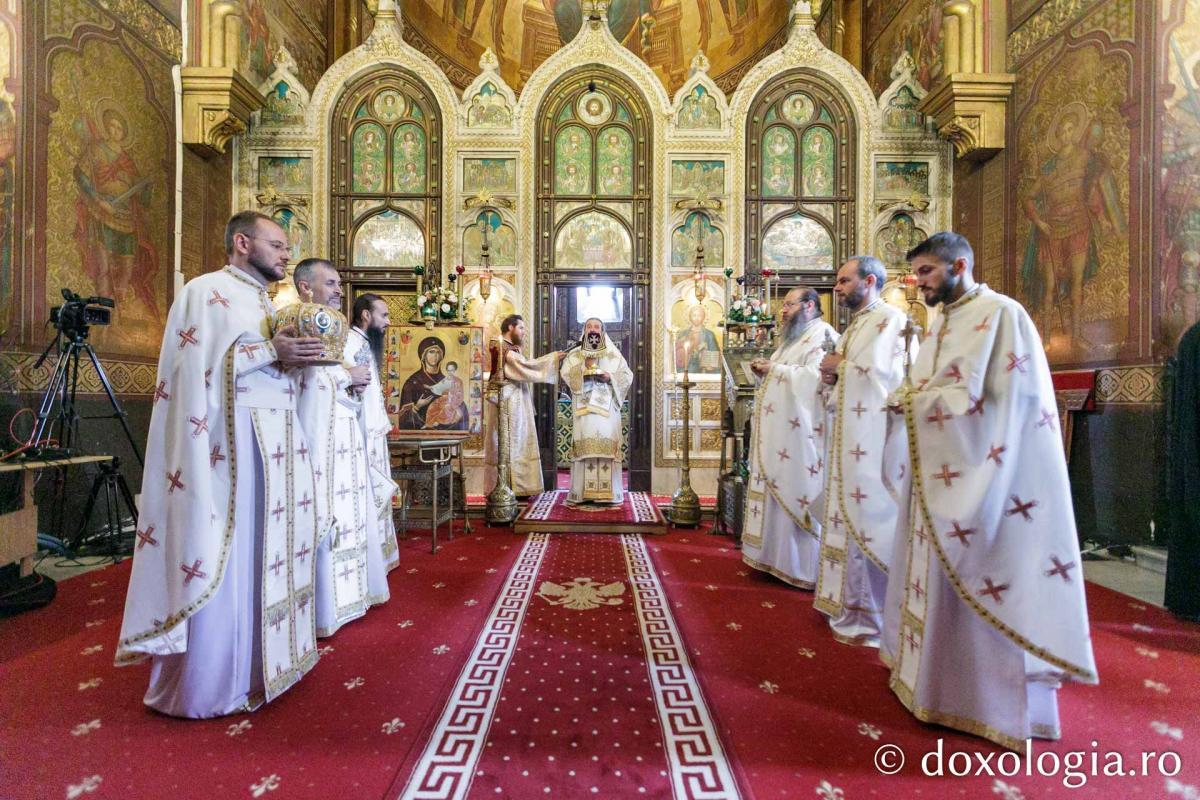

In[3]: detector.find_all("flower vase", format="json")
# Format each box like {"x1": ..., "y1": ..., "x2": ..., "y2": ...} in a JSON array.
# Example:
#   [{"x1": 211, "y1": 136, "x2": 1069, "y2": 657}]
[{"x1": 420, "y1": 302, "x2": 438, "y2": 321}]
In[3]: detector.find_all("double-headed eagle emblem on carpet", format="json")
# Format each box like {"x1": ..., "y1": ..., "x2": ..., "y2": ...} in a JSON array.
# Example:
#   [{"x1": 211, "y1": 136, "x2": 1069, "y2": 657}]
[{"x1": 537, "y1": 577, "x2": 626, "y2": 610}]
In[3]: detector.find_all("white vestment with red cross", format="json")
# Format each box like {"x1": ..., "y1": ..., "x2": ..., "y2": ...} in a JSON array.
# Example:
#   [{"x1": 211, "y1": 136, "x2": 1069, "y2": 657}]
[
  {"x1": 742, "y1": 318, "x2": 839, "y2": 588},
  {"x1": 116, "y1": 266, "x2": 319, "y2": 715},
  {"x1": 815, "y1": 300, "x2": 911, "y2": 644},
  {"x1": 349, "y1": 327, "x2": 400, "y2": 571},
  {"x1": 881, "y1": 285, "x2": 1098, "y2": 750},
  {"x1": 298, "y1": 359, "x2": 390, "y2": 638}
]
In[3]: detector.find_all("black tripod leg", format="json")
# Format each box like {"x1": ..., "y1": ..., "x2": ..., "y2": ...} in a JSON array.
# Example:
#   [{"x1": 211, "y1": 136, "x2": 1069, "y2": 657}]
[
  {"x1": 72, "y1": 470, "x2": 104, "y2": 552},
  {"x1": 83, "y1": 344, "x2": 144, "y2": 467},
  {"x1": 115, "y1": 467, "x2": 138, "y2": 527}
]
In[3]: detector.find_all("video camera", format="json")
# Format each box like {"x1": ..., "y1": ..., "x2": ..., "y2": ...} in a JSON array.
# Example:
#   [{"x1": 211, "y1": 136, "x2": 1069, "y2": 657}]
[{"x1": 49, "y1": 288, "x2": 114, "y2": 337}]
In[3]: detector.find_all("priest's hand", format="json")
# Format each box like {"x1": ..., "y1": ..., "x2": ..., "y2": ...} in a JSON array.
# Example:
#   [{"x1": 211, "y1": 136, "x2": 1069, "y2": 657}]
[
  {"x1": 555, "y1": 350, "x2": 567, "y2": 362},
  {"x1": 347, "y1": 364, "x2": 371, "y2": 390},
  {"x1": 749, "y1": 357, "x2": 772, "y2": 377},
  {"x1": 272, "y1": 325, "x2": 325, "y2": 367},
  {"x1": 819, "y1": 353, "x2": 843, "y2": 385},
  {"x1": 596, "y1": 371, "x2": 611, "y2": 383}
]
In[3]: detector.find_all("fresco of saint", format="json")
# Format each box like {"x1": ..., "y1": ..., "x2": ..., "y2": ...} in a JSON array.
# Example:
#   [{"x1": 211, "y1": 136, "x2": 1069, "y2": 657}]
[{"x1": 72, "y1": 104, "x2": 159, "y2": 317}]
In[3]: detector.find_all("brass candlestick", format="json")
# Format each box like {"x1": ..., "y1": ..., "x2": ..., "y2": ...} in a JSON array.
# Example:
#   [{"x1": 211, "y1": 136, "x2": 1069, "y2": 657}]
[
  {"x1": 485, "y1": 346, "x2": 519, "y2": 525},
  {"x1": 668, "y1": 372, "x2": 701, "y2": 527}
]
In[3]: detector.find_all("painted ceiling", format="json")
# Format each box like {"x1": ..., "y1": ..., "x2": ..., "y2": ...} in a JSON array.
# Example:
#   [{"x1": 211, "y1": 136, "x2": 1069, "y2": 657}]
[{"x1": 398, "y1": 0, "x2": 792, "y2": 95}]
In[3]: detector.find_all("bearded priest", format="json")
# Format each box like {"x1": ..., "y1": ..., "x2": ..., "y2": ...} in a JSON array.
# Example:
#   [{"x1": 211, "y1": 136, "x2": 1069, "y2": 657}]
[
  {"x1": 881, "y1": 232, "x2": 1098, "y2": 750},
  {"x1": 742, "y1": 288, "x2": 839, "y2": 588},
  {"x1": 116, "y1": 211, "x2": 325, "y2": 717},
  {"x1": 292, "y1": 259, "x2": 391, "y2": 638},
  {"x1": 813, "y1": 256, "x2": 912, "y2": 647},
  {"x1": 560, "y1": 318, "x2": 633, "y2": 504},
  {"x1": 484, "y1": 314, "x2": 564, "y2": 497}
]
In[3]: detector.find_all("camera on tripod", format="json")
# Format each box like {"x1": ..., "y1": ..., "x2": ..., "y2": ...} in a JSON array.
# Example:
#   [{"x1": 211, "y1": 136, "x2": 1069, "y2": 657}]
[{"x1": 49, "y1": 288, "x2": 114, "y2": 337}]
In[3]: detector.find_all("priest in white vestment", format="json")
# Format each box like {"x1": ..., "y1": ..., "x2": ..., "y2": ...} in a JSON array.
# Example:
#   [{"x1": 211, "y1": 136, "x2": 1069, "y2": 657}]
[
  {"x1": 742, "y1": 288, "x2": 839, "y2": 588},
  {"x1": 881, "y1": 232, "x2": 1097, "y2": 750},
  {"x1": 560, "y1": 318, "x2": 633, "y2": 504},
  {"x1": 116, "y1": 212, "x2": 326, "y2": 717},
  {"x1": 484, "y1": 314, "x2": 562, "y2": 497},
  {"x1": 292, "y1": 259, "x2": 391, "y2": 638},
  {"x1": 349, "y1": 293, "x2": 400, "y2": 572},
  {"x1": 813, "y1": 256, "x2": 912, "y2": 647}
]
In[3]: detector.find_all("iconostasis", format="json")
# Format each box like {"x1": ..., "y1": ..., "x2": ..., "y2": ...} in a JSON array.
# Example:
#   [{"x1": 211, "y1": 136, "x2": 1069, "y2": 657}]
[{"x1": 235, "y1": 4, "x2": 951, "y2": 496}]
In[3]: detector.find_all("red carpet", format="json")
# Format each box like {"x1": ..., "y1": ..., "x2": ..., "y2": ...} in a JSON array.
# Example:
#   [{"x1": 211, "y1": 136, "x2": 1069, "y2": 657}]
[
  {"x1": 2, "y1": 526, "x2": 1199, "y2": 799},
  {"x1": 515, "y1": 490, "x2": 667, "y2": 534}
]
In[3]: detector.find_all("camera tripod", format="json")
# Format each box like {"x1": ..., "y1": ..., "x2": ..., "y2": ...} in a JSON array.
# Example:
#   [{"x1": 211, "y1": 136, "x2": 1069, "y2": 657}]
[{"x1": 26, "y1": 325, "x2": 143, "y2": 557}]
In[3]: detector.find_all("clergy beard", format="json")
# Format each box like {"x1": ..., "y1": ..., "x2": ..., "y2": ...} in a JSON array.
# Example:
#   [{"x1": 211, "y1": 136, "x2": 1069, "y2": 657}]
[
  {"x1": 364, "y1": 325, "x2": 385, "y2": 371},
  {"x1": 780, "y1": 311, "x2": 806, "y2": 346}
]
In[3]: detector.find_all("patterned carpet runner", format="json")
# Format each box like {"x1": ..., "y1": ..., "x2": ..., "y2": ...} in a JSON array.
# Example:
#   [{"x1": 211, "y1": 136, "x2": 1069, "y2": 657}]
[
  {"x1": 515, "y1": 491, "x2": 667, "y2": 534},
  {"x1": 394, "y1": 532, "x2": 737, "y2": 799}
]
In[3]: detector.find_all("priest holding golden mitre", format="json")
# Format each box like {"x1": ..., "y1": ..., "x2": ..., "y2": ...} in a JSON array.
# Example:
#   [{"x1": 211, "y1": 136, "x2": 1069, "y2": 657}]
[
  {"x1": 116, "y1": 211, "x2": 324, "y2": 718},
  {"x1": 560, "y1": 318, "x2": 633, "y2": 505},
  {"x1": 483, "y1": 314, "x2": 564, "y2": 497},
  {"x1": 881, "y1": 232, "x2": 1097, "y2": 749}
]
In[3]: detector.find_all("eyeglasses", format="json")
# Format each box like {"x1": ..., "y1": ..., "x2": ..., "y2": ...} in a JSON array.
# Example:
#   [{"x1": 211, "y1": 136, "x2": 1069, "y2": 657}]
[{"x1": 245, "y1": 235, "x2": 289, "y2": 252}]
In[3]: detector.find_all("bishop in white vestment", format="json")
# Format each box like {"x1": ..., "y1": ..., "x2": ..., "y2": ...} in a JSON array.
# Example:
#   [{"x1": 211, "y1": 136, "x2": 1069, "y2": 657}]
[
  {"x1": 560, "y1": 318, "x2": 632, "y2": 504},
  {"x1": 484, "y1": 314, "x2": 562, "y2": 497},
  {"x1": 291, "y1": 260, "x2": 391, "y2": 639},
  {"x1": 116, "y1": 213, "x2": 325, "y2": 717},
  {"x1": 349, "y1": 294, "x2": 400, "y2": 572},
  {"x1": 814, "y1": 256, "x2": 912, "y2": 647},
  {"x1": 742, "y1": 288, "x2": 839, "y2": 588},
  {"x1": 882, "y1": 233, "x2": 1097, "y2": 750}
]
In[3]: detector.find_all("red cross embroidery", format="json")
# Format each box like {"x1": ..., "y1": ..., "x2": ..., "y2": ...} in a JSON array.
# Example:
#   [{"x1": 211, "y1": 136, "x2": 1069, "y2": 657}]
[
  {"x1": 271, "y1": 613, "x2": 286, "y2": 634},
  {"x1": 180, "y1": 559, "x2": 207, "y2": 585},
  {"x1": 905, "y1": 629, "x2": 920, "y2": 652},
  {"x1": 973, "y1": 316, "x2": 991, "y2": 332},
  {"x1": 876, "y1": 319, "x2": 889, "y2": 333},
  {"x1": 204, "y1": 368, "x2": 213, "y2": 389},
  {"x1": 153, "y1": 380, "x2": 170, "y2": 404},
  {"x1": 269, "y1": 552, "x2": 286, "y2": 576},
  {"x1": 947, "y1": 521, "x2": 976, "y2": 546},
  {"x1": 284, "y1": 384, "x2": 296, "y2": 400},
  {"x1": 749, "y1": 505, "x2": 760, "y2": 518},
  {"x1": 208, "y1": 290, "x2": 230, "y2": 308},
  {"x1": 336, "y1": 484, "x2": 351, "y2": 500},
  {"x1": 797, "y1": 495, "x2": 811, "y2": 508},
  {"x1": 338, "y1": 563, "x2": 355, "y2": 582},
  {"x1": 764, "y1": 402, "x2": 775, "y2": 416},
  {"x1": 210, "y1": 445, "x2": 225, "y2": 468},
  {"x1": 314, "y1": 466, "x2": 323, "y2": 482},
  {"x1": 968, "y1": 394, "x2": 985, "y2": 416},
  {"x1": 850, "y1": 444, "x2": 867, "y2": 462},
  {"x1": 987, "y1": 443, "x2": 1006, "y2": 465},
  {"x1": 813, "y1": 423, "x2": 825, "y2": 436},
  {"x1": 830, "y1": 512, "x2": 844, "y2": 529},
  {"x1": 166, "y1": 469, "x2": 185, "y2": 493},
  {"x1": 775, "y1": 372, "x2": 787, "y2": 385},
  {"x1": 298, "y1": 493, "x2": 313, "y2": 512},
  {"x1": 297, "y1": 443, "x2": 309, "y2": 462},
  {"x1": 272, "y1": 502, "x2": 285, "y2": 522},
  {"x1": 177, "y1": 326, "x2": 199, "y2": 349},
  {"x1": 925, "y1": 404, "x2": 952, "y2": 430},
  {"x1": 912, "y1": 579, "x2": 925, "y2": 600},
  {"x1": 932, "y1": 463, "x2": 961, "y2": 488},
  {"x1": 298, "y1": 594, "x2": 311, "y2": 612},
  {"x1": 851, "y1": 402, "x2": 867, "y2": 418},
  {"x1": 337, "y1": 444, "x2": 349, "y2": 459},
  {"x1": 1006, "y1": 352, "x2": 1030, "y2": 374},
  {"x1": 135, "y1": 525, "x2": 158, "y2": 550},
  {"x1": 807, "y1": 463, "x2": 820, "y2": 477},
  {"x1": 238, "y1": 342, "x2": 262, "y2": 360},
  {"x1": 1006, "y1": 495, "x2": 1037, "y2": 521},
  {"x1": 295, "y1": 542, "x2": 312, "y2": 562},
  {"x1": 850, "y1": 486, "x2": 867, "y2": 504},
  {"x1": 978, "y1": 577, "x2": 1010, "y2": 604},
  {"x1": 189, "y1": 415, "x2": 209, "y2": 438},
  {"x1": 777, "y1": 448, "x2": 790, "y2": 462},
  {"x1": 1045, "y1": 555, "x2": 1076, "y2": 582},
  {"x1": 944, "y1": 364, "x2": 963, "y2": 383},
  {"x1": 914, "y1": 525, "x2": 928, "y2": 543},
  {"x1": 788, "y1": 417, "x2": 801, "y2": 430},
  {"x1": 1037, "y1": 408, "x2": 1057, "y2": 429},
  {"x1": 271, "y1": 445, "x2": 286, "y2": 465}
]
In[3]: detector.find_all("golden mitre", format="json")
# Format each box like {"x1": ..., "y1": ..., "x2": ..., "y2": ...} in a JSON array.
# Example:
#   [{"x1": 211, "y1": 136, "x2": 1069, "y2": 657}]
[{"x1": 271, "y1": 302, "x2": 349, "y2": 366}]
